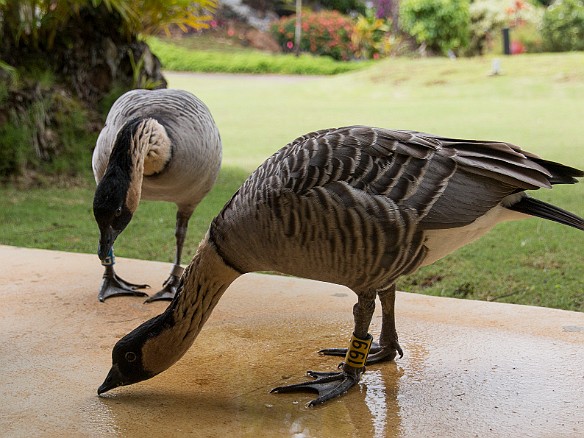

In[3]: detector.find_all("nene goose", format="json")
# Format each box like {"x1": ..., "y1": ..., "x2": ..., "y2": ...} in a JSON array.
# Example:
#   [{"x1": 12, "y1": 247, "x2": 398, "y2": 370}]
[
  {"x1": 98, "y1": 126, "x2": 583, "y2": 406},
  {"x1": 92, "y1": 89, "x2": 221, "y2": 302}
]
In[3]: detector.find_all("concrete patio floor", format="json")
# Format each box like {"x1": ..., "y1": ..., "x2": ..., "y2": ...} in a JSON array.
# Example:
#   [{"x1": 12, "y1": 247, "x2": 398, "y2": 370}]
[{"x1": 1, "y1": 244, "x2": 583, "y2": 437}]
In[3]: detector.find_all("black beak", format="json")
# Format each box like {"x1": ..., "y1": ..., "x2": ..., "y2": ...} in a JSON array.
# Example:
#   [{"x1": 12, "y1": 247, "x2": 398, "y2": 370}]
[
  {"x1": 97, "y1": 226, "x2": 120, "y2": 261},
  {"x1": 98, "y1": 364, "x2": 124, "y2": 395}
]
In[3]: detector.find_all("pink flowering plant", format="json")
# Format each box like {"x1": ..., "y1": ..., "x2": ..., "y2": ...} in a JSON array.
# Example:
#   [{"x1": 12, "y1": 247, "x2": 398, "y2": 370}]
[{"x1": 271, "y1": 10, "x2": 356, "y2": 61}]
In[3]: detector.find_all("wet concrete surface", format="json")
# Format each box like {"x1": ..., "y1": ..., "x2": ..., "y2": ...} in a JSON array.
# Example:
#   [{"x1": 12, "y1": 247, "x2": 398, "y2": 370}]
[{"x1": 1, "y1": 244, "x2": 583, "y2": 437}]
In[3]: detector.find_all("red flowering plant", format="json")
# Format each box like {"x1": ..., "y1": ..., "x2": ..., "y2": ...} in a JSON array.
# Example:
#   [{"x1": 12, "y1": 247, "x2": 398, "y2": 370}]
[{"x1": 271, "y1": 10, "x2": 356, "y2": 61}]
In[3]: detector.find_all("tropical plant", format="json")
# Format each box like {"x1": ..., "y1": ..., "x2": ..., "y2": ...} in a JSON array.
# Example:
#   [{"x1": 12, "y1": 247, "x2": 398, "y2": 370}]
[
  {"x1": 0, "y1": 0, "x2": 216, "y2": 51},
  {"x1": 399, "y1": 0, "x2": 471, "y2": 55},
  {"x1": 352, "y1": 10, "x2": 392, "y2": 59}
]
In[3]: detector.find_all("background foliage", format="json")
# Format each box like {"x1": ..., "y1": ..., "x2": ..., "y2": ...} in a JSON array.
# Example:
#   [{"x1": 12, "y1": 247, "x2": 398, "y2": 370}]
[
  {"x1": 0, "y1": 0, "x2": 216, "y2": 52},
  {"x1": 0, "y1": 0, "x2": 216, "y2": 182},
  {"x1": 399, "y1": 0, "x2": 471, "y2": 55},
  {"x1": 467, "y1": 0, "x2": 543, "y2": 55},
  {"x1": 2, "y1": 52, "x2": 584, "y2": 311},
  {"x1": 541, "y1": 0, "x2": 584, "y2": 51},
  {"x1": 351, "y1": 9, "x2": 393, "y2": 59},
  {"x1": 272, "y1": 10, "x2": 356, "y2": 61}
]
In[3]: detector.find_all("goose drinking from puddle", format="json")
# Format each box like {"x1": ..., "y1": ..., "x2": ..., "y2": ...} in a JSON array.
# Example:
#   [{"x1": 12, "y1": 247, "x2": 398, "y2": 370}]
[
  {"x1": 98, "y1": 126, "x2": 583, "y2": 406},
  {"x1": 92, "y1": 89, "x2": 222, "y2": 302}
]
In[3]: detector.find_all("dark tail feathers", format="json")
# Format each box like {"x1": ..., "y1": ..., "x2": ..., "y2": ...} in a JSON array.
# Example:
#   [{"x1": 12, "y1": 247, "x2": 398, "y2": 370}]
[
  {"x1": 509, "y1": 197, "x2": 584, "y2": 231},
  {"x1": 531, "y1": 157, "x2": 584, "y2": 185}
]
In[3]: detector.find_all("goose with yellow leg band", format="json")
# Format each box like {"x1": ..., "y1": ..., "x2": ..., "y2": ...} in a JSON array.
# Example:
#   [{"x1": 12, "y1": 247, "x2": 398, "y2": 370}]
[{"x1": 98, "y1": 126, "x2": 584, "y2": 406}]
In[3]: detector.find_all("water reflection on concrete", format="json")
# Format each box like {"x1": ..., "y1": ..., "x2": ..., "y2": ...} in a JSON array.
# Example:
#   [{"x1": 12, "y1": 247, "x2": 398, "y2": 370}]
[
  {"x1": 81, "y1": 397, "x2": 119, "y2": 435},
  {"x1": 362, "y1": 369, "x2": 396, "y2": 438}
]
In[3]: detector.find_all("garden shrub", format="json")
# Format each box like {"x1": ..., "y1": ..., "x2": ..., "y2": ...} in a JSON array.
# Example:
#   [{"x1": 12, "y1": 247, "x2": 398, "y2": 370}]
[
  {"x1": 467, "y1": 0, "x2": 508, "y2": 55},
  {"x1": 511, "y1": 21, "x2": 544, "y2": 53},
  {"x1": 271, "y1": 10, "x2": 355, "y2": 61},
  {"x1": 541, "y1": 0, "x2": 584, "y2": 52},
  {"x1": 400, "y1": 0, "x2": 471, "y2": 55}
]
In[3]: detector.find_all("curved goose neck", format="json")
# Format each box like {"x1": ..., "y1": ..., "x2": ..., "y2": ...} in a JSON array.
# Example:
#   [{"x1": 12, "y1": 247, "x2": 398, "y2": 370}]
[
  {"x1": 108, "y1": 118, "x2": 171, "y2": 213},
  {"x1": 141, "y1": 235, "x2": 241, "y2": 375}
]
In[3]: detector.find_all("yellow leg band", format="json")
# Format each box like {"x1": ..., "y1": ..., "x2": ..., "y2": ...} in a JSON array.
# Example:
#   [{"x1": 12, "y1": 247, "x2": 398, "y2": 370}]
[{"x1": 344, "y1": 333, "x2": 373, "y2": 368}]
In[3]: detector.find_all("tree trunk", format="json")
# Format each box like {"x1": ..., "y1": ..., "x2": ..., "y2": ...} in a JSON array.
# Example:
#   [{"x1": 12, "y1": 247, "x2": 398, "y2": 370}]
[{"x1": 390, "y1": 0, "x2": 400, "y2": 34}]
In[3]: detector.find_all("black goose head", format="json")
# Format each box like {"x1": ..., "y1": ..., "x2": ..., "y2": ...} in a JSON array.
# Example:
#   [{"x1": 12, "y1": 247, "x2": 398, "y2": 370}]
[
  {"x1": 93, "y1": 119, "x2": 143, "y2": 261},
  {"x1": 93, "y1": 178, "x2": 133, "y2": 260},
  {"x1": 97, "y1": 315, "x2": 164, "y2": 395}
]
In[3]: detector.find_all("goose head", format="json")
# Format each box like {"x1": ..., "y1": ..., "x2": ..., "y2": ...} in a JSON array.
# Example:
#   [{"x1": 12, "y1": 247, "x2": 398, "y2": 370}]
[
  {"x1": 93, "y1": 163, "x2": 137, "y2": 260},
  {"x1": 93, "y1": 183, "x2": 134, "y2": 260},
  {"x1": 97, "y1": 307, "x2": 194, "y2": 395},
  {"x1": 93, "y1": 118, "x2": 147, "y2": 261},
  {"x1": 97, "y1": 315, "x2": 161, "y2": 394}
]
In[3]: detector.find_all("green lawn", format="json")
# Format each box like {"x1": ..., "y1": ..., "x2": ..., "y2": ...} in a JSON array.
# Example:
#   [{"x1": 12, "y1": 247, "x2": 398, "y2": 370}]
[
  {"x1": 167, "y1": 52, "x2": 584, "y2": 171},
  {"x1": 147, "y1": 36, "x2": 369, "y2": 75},
  {"x1": 0, "y1": 166, "x2": 248, "y2": 263},
  {"x1": 1, "y1": 52, "x2": 583, "y2": 310}
]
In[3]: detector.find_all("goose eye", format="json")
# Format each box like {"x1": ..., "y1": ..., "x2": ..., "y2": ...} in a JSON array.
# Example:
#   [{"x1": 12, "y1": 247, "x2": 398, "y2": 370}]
[
  {"x1": 125, "y1": 352, "x2": 137, "y2": 362},
  {"x1": 115, "y1": 207, "x2": 122, "y2": 217}
]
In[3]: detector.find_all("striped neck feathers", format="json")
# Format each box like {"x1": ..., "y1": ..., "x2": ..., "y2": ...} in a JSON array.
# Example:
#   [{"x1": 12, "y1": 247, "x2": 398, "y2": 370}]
[
  {"x1": 139, "y1": 235, "x2": 241, "y2": 376},
  {"x1": 109, "y1": 118, "x2": 172, "y2": 213}
]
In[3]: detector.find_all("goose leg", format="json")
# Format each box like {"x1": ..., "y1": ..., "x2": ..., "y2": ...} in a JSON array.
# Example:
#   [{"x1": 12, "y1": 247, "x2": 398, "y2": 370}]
[
  {"x1": 318, "y1": 284, "x2": 403, "y2": 364},
  {"x1": 271, "y1": 292, "x2": 376, "y2": 407},
  {"x1": 368, "y1": 284, "x2": 403, "y2": 362},
  {"x1": 145, "y1": 212, "x2": 190, "y2": 302},
  {"x1": 98, "y1": 248, "x2": 149, "y2": 302}
]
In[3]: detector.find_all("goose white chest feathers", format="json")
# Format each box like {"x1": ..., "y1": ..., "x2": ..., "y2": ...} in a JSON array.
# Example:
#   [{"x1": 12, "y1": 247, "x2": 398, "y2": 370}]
[
  {"x1": 92, "y1": 88, "x2": 222, "y2": 302},
  {"x1": 99, "y1": 126, "x2": 583, "y2": 407}
]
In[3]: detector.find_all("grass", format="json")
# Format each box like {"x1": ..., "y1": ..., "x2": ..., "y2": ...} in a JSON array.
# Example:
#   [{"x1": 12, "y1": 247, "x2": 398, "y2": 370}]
[
  {"x1": 0, "y1": 166, "x2": 248, "y2": 261},
  {"x1": 167, "y1": 52, "x2": 584, "y2": 171},
  {"x1": 147, "y1": 36, "x2": 370, "y2": 75},
  {"x1": 1, "y1": 52, "x2": 583, "y2": 311}
]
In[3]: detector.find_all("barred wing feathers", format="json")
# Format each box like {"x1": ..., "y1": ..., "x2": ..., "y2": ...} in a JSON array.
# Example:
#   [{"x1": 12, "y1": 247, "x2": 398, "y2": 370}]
[{"x1": 211, "y1": 126, "x2": 580, "y2": 290}]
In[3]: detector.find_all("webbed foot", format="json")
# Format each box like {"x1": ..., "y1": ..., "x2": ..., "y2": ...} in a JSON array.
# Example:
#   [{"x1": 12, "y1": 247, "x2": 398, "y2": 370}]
[
  {"x1": 271, "y1": 370, "x2": 359, "y2": 407},
  {"x1": 144, "y1": 274, "x2": 180, "y2": 303},
  {"x1": 272, "y1": 333, "x2": 373, "y2": 406},
  {"x1": 98, "y1": 273, "x2": 149, "y2": 302}
]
